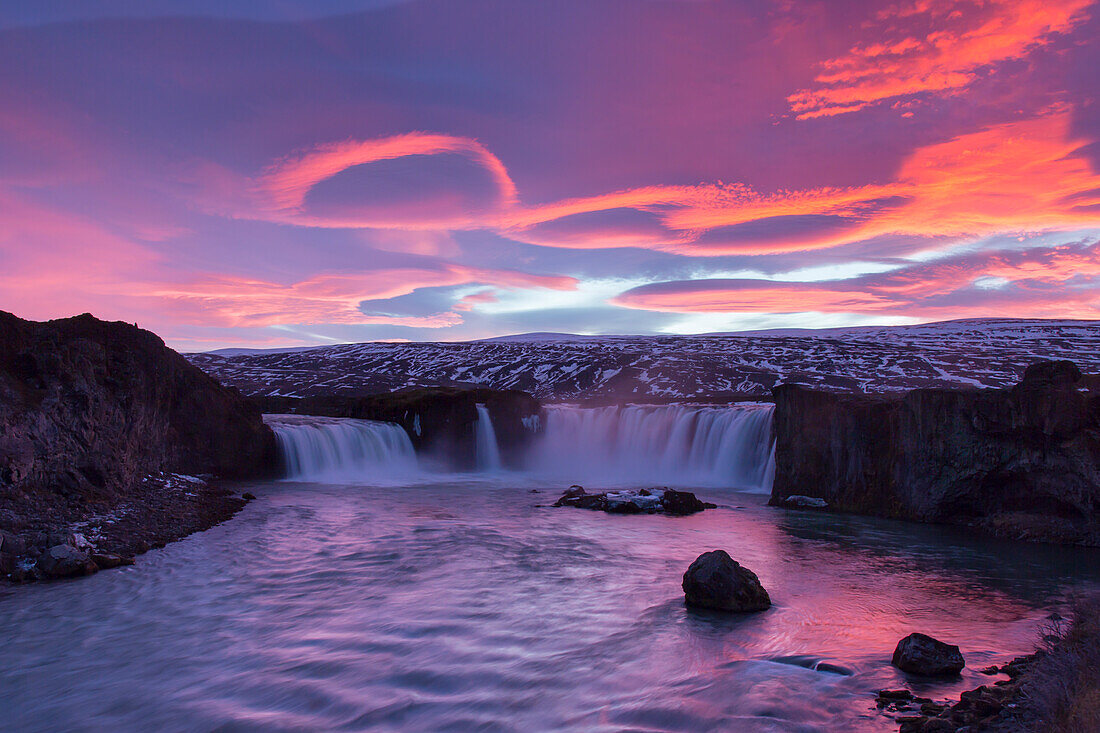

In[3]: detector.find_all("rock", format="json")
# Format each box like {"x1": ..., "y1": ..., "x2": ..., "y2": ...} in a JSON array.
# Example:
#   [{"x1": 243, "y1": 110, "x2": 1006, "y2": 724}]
[
  {"x1": 892, "y1": 633, "x2": 965, "y2": 676},
  {"x1": 661, "y1": 489, "x2": 713, "y2": 515},
  {"x1": 769, "y1": 360, "x2": 1100, "y2": 546},
  {"x1": 0, "y1": 552, "x2": 17, "y2": 575},
  {"x1": 877, "y1": 689, "x2": 913, "y2": 701},
  {"x1": 0, "y1": 531, "x2": 27, "y2": 556},
  {"x1": 921, "y1": 718, "x2": 955, "y2": 733},
  {"x1": 242, "y1": 492, "x2": 257, "y2": 501},
  {"x1": 553, "y1": 487, "x2": 587, "y2": 506},
  {"x1": 553, "y1": 487, "x2": 713, "y2": 515},
  {"x1": 682, "y1": 550, "x2": 771, "y2": 612},
  {"x1": 91, "y1": 552, "x2": 134, "y2": 570},
  {"x1": 35, "y1": 544, "x2": 98, "y2": 579},
  {"x1": 776, "y1": 495, "x2": 828, "y2": 509}
]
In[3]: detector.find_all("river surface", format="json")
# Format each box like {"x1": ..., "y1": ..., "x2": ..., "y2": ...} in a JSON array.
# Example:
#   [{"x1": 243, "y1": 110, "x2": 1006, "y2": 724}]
[{"x1": 3, "y1": 479, "x2": 1099, "y2": 732}]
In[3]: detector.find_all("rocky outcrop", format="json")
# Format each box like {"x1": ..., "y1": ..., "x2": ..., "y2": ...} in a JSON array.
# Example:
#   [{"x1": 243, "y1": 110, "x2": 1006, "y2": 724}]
[
  {"x1": 892, "y1": 633, "x2": 965, "y2": 676},
  {"x1": 681, "y1": 550, "x2": 771, "y2": 612},
  {"x1": 0, "y1": 311, "x2": 278, "y2": 580},
  {"x1": 255, "y1": 387, "x2": 541, "y2": 470},
  {"x1": 552, "y1": 486, "x2": 715, "y2": 515},
  {"x1": 771, "y1": 360, "x2": 1100, "y2": 544}
]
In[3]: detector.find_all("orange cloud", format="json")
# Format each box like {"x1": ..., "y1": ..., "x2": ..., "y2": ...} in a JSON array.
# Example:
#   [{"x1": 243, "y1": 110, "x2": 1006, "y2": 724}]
[
  {"x1": 509, "y1": 112, "x2": 1100, "y2": 255},
  {"x1": 788, "y1": 0, "x2": 1091, "y2": 118},
  {"x1": 238, "y1": 110, "x2": 1100, "y2": 261}
]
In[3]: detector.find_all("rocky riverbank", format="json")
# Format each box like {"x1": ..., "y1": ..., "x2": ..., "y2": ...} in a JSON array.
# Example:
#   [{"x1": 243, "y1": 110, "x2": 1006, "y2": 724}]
[
  {"x1": 0, "y1": 312, "x2": 278, "y2": 582},
  {"x1": 878, "y1": 595, "x2": 1100, "y2": 732},
  {"x1": 771, "y1": 360, "x2": 1100, "y2": 545}
]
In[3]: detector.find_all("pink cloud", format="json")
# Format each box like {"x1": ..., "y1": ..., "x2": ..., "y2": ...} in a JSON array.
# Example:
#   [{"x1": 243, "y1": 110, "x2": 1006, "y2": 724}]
[
  {"x1": 150, "y1": 266, "x2": 577, "y2": 327},
  {"x1": 252, "y1": 133, "x2": 518, "y2": 229}
]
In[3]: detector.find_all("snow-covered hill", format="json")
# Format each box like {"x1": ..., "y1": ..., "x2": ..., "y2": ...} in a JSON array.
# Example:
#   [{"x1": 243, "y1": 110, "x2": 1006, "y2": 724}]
[{"x1": 185, "y1": 319, "x2": 1100, "y2": 402}]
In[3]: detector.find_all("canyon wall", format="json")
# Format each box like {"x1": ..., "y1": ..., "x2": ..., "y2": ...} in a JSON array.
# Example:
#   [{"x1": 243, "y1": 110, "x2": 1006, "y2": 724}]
[
  {"x1": 770, "y1": 361, "x2": 1100, "y2": 544},
  {"x1": 0, "y1": 311, "x2": 278, "y2": 535}
]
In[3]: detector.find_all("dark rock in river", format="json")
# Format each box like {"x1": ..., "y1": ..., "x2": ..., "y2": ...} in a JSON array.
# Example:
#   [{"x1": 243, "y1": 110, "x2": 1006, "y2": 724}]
[
  {"x1": 770, "y1": 360, "x2": 1100, "y2": 545},
  {"x1": 682, "y1": 550, "x2": 771, "y2": 612},
  {"x1": 892, "y1": 633, "x2": 965, "y2": 676},
  {"x1": 553, "y1": 487, "x2": 715, "y2": 515},
  {"x1": 36, "y1": 544, "x2": 98, "y2": 579}
]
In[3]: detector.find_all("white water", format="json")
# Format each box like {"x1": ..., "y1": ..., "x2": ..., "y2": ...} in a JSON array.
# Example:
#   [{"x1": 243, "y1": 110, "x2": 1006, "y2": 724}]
[
  {"x1": 266, "y1": 414, "x2": 418, "y2": 482},
  {"x1": 265, "y1": 404, "x2": 776, "y2": 491},
  {"x1": 475, "y1": 404, "x2": 503, "y2": 471},
  {"x1": 528, "y1": 404, "x2": 776, "y2": 491}
]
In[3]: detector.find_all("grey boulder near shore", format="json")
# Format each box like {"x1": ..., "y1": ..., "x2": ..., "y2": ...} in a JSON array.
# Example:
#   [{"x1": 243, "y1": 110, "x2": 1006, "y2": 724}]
[
  {"x1": 892, "y1": 632, "x2": 966, "y2": 676},
  {"x1": 682, "y1": 550, "x2": 771, "y2": 612}
]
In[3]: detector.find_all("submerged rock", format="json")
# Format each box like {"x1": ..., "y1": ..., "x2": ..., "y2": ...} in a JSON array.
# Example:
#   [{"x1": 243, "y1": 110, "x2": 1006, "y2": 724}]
[
  {"x1": 552, "y1": 487, "x2": 715, "y2": 515},
  {"x1": 892, "y1": 633, "x2": 965, "y2": 676},
  {"x1": 682, "y1": 550, "x2": 771, "y2": 612},
  {"x1": 776, "y1": 494, "x2": 828, "y2": 509}
]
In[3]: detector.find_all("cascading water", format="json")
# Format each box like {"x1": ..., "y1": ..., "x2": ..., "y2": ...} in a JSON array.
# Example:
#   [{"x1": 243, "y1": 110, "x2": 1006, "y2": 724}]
[
  {"x1": 264, "y1": 404, "x2": 775, "y2": 491},
  {"x1": 265, "y1": 414, "x2": 418, "y2": 482},
  {"x1": 475, "y1": 404, "x2": 503, "y2": 471},
  {"x1": 526, "y1": 403, "x2": 776, "y2": 491}
]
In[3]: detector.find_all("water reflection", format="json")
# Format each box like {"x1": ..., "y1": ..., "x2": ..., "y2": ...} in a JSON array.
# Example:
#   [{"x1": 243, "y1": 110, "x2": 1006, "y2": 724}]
[{"x1": 1, "y1": 482, "x2": 1097, "y2": 732}]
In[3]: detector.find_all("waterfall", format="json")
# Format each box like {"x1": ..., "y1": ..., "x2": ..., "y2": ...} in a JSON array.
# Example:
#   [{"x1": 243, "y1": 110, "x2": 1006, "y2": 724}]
[
  {"x1": 475, "y1": 404, "x2": 503, "y2": 471},
  {"x1": 526, "y1": 403, "x2": 776, "y2": 491},
  {"x1": 263, "y1": 404, "x2": 775, "y2": 491},
  {"x1": 265, "y1": 415, "x2": 418, "y2": 482}
]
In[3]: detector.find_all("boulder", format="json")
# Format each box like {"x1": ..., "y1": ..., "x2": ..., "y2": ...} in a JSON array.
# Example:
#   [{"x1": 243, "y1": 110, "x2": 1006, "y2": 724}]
[
  {"x1": 892, "y1": 633, "x2": 965, "y2": 676},
  {"x1": 682, "y1": 550, "x2": 771, "y2": 612},
  {"x1": 661, "y1": 489, "x2": 713, "y2": 515},
  {"x1": 35, "y1": 544, "x2": 98, "y2": 579},
  {"x1": 776, "y1": 495, "x2": 828, "y2": 509}
]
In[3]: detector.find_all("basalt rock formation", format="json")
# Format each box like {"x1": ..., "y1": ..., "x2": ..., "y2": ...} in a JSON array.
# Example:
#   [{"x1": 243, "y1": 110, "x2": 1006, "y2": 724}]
[
  {"x1": 0, "y1": 311, "x2": 278, "y2": 578},
  {"x1": 770, "y1": 360, "x2": 1100, "y2": 545},
  {"x1": 255, "y1": 387, "x2": 542, "y2": 470}
]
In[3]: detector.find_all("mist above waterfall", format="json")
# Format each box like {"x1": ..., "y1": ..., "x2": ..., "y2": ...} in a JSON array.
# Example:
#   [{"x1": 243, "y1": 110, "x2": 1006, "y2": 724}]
[{"x1": 266, "y1": 404, "x2": 776, "y2": 492}]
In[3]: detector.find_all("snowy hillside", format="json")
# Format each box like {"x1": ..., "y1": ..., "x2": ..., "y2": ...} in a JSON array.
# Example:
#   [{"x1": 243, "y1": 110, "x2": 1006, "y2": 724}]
[{"x1": 186, "y1": 319, "x2": 1100, "y2": 402}]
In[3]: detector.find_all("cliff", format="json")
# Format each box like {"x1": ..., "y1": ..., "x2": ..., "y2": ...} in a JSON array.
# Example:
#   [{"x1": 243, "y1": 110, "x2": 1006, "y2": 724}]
[
  {"x1": 0, "y1": 312, "x2": 278, "y2": 556},
  {"x1": 255, "y1": 387, "x2": 542, "y2": 469},
  {"x1": 770, "y1": 361, "x2": 1100, "y2": 544}
]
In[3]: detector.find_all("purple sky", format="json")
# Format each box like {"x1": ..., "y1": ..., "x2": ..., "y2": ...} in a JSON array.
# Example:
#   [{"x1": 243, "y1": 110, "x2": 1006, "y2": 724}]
[{"x1": 1, "y1": 0, "x2": 1099, "y2": 350}]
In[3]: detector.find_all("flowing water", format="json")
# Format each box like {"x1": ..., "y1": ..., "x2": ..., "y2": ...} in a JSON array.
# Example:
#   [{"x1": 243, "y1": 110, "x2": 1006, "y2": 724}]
[{"x1": 3, "y1": 407, "x2": 1098, "y2": 732}]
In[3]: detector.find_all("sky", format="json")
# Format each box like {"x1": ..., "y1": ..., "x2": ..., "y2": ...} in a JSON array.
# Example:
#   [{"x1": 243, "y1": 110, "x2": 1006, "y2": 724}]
[{"x1": 1, "y1": 0, "x2": 1099, "y2": 350}]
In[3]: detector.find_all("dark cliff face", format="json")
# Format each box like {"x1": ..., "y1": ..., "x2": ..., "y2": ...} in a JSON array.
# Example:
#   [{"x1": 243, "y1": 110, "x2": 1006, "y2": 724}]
[
  {"x1": 255, "y1": 387, "x2": 542, "y2": 470},
  {"x1": 770, "y1": 360, "x2": 1100, "y2": 544},
  {"x1": 0, "y1": 312, "x2": 278, "y2": 531}
]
